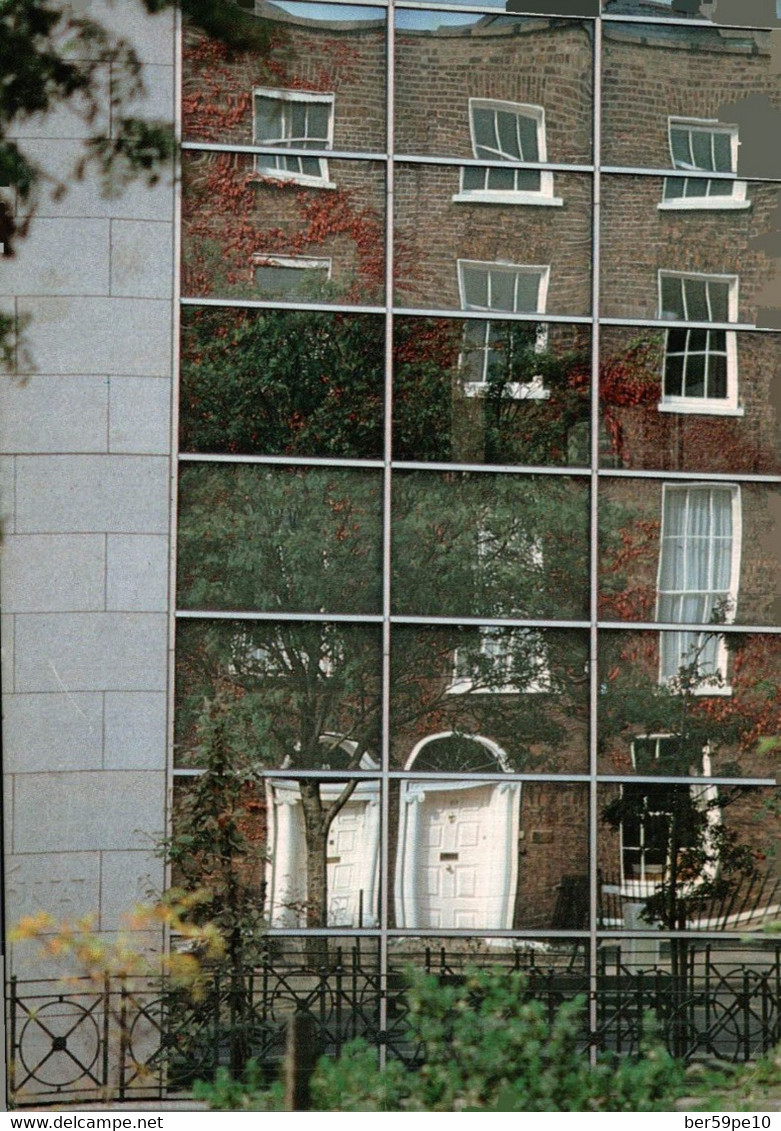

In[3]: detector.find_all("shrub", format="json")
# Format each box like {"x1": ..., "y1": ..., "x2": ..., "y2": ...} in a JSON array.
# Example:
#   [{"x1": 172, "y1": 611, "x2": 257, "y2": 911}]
[{"x1": 197, "y1": 967, "x2": 689, "y2": 1111}]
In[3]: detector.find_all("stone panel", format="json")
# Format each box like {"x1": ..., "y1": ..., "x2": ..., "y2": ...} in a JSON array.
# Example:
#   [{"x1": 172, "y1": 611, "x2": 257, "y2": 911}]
[
  {"x1": 110, "y1": 220, "x2": 173, "y2": 299},
  {"x1": 14, "y1": 613, "x2": 167, "y2": 693},
  {"x1": 2, "y1": 535, "x2": 105, "y2": 613},
  {"x1": 15, "y1": 455, "x2": 169, "y2": 533},
  {"x1": 0, "y1": 376, "x2": 109, "y2": 454},
  {"x1": 106, "y1": 534, "x2": 169, "y2": 611},
  {"x1": 13, "y1": 771, "x2": 166, "y2": 853},
  {"x1": 104, "y1": 692, "x2": 167, "y2": 770},
  {"x1": 15, "y1": 140, "x2": 174, "y2": 221},
  {"x1": 5, "y1": 66, "x2": 110, "y2": 140},
  {"x1": 0, "y1": 455, "x2": 15, "y2": 532},
  {"x1": 6, "y1": 852, "x2": 101, "y2": 922},
  {"x1": 99, "y1": 850, "x2": 165, "y2": 929},
  {"x1": 3, "y1": 692, "x2": 104, "y2": 773},
  {"x1": 108, "y1": 377, "x2": 171, "y2": 454},
  {"x1": 0, "y1": 220, "x2": 110, "y2": 297},
  {"x1": 16, "y1": 298, "x2": 171, "y2": 377}
]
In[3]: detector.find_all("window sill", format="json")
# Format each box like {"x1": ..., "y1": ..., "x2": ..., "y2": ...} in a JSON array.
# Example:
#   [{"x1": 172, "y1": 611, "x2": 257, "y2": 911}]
[
  {"x1": 452, "y1": 192, "x2": 563, "y2": 207},
  {"x1": 446, "y1": 680, "x2": 547, "y2": 695},
  {"x1": 463, "y1": 381, "x2": 550, "y2": 401},
  {"x1": 658, "y1": 198, "x2": 750, "y2": 212},
  {"x1": 658, "y1": 401, "x2": 744, "y2": 417},
  {"x1": 251, "y1": 172, "x2": 337, "y2": 190}
]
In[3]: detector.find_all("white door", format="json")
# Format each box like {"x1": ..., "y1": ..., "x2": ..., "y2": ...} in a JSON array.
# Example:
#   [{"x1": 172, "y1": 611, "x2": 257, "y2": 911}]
[
  {"x1": 396, "y1": 781, "x2": 520, "y2": 929},
  {"x1": 327, "y1": 801, "x2": 376, "y2": 927},
  {"x1": 419, "y1": 788, "x2": 489, "y2": 928}
]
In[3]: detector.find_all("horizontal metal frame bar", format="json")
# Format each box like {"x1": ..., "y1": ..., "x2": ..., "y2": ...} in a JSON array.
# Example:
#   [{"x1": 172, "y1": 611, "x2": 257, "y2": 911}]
[
  {"x1": 175, "y1": 609, "x2": 781, "y2": 634},
  {"x1": 183, "y1": 141, "x2": 595, "y2": 174},
  {"x1": 181, "y1": 298, "x2": 777, "y2": 333},
  {"x1": 178, "y1": 452, "x2": 385, "y2": 469},
  {"x1": 599, "y1": 468, "x2": 781, "y2": 484},
  {"x1": 261, "y1": 926, "x2": 776, "y2": 940},
  {"x1": 171, "y1": 766, "x2": 774, "y2": 786},
  {"x1": 175, "y1": 609, "x2": 590, "y2": 628},
  {"x1": 175, "y1": 455, "x2": 781, "y2": 485},
  {"x1": 601, "y1": 12, "x2": 779, "y2": 31},
  {"x1": 181, "y1": 142, "x2": 781, "y2": 187},
  {"x1": 180, "y1": 296, "x2": 385, "y2": 315}
]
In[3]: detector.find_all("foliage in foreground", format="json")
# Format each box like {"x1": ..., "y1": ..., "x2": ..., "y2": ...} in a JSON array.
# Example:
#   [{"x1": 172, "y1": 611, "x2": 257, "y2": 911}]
[{"x1": 195, "y1": 967, "x2": 688, "y2": 1112}]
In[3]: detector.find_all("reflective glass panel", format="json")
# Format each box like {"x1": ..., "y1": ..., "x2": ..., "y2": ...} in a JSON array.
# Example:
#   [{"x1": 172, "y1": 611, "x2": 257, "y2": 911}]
[
  {"x1": 391, "y1": 471, "x2": 590, "y2": 618},
  {"x1": 597, "y1": 629, "x2": 781, "y2": 778},
  {"x1": 389, "y1": 781, "x2": 588, "y2": 930},
  {"x1": 394, "y1": 11, "x2": 592, "y2": 163},
  {"x1": 180, "y1": 307, "x2": 385, "y2": 459},
  {"x1": 600, "y1": 175, "x2": 781, "y2": 327},
  {"x1": 182, "y1": 152, "x2": 385, "y2": 304},
  {"x1": 178, "y1": 464, "x2": 383, "y2": 614},
  {"x1": 264, "y1": 776, "x2": 382, "y2": 930},
  {"x1": 393, "y1": 317, "x2": 591, "y2": 466},
  {"x1": 597, "y1": 783, "x2": 779, "y2": 933},
  {"x1": 183, "y1": 3, "x2": 386, "y2": 152},
  {"x1": 390, "y1": 626, "x2": 590, "y2": 773},
  {"x1": 599, "y1": 479, "x2": 781, "y2": 627},
  {"x1": 393, "y1": 164, "x2": 592, "y2": 315},
  {"x1": 174, "y1": 619, "x2": 382, "y2": 770},
  {"x1": 603, "y1": 22, "x2": 781, "y2": 178},
  {"x1": 598, "y1": 325, "x2": 781, "y2": 474}
]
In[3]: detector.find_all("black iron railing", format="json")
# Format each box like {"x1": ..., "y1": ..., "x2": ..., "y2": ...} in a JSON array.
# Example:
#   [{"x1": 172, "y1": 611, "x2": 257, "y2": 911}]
[{"x1": 6, "y1": 940, "x2": 781, "y2": 1106}]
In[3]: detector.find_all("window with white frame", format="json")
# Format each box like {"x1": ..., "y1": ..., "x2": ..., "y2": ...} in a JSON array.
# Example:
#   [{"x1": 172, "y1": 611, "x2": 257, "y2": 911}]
[
  {"x1": 620, "y1": 736, "x2": 717, "y2": 892},
  {"x1": 450, "y1": 627, "x2": 550, "y2": 695},
  {"x1": 661, "y1": 118, "x2": 747, "y2": 210},
  {"x1": 454, "y1": 100, "x2": 561, "y2": 206},
  {"x1": 658, "y1": 272, "x2": 741, "y2": 414},
  {"x1": 449, "y1": 529, "x2": 549, "y2": 694},
  {"x1": 458, "y1": 260, "x2": 550, "y2": 399},
  {"x1": 253, "y1": 88, "x2": 335, "y2": 187},
  {"x1": 253, "y1": 254, "x2": 332, "y2": 299},
  {"x1": 657, "y1": 484, "x2": 741, "y2": 689}
]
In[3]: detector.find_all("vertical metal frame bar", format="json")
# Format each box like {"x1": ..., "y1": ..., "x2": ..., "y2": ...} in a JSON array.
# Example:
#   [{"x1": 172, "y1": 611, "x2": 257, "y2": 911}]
[
  {"x1": 589, "y1": 11, "x2": 602, "y2": 1064},
  {"x1": 379, "y1": 0, "x2": 396, "y2": 1068}
]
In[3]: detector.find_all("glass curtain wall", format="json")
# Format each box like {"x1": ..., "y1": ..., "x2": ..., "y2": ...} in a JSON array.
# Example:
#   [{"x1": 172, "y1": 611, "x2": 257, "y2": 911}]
[{"x1": 177, "y1": 0, "x2": 781, "y2": 1059}]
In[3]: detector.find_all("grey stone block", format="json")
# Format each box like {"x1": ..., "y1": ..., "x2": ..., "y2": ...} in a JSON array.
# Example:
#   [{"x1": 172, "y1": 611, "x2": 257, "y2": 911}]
[
  {"x1": 104, "y1": 692, "x2": 167, "y2": 770},
  {"x1": 0, "y1": 220, "x2": 110, "y2": 297},
  {"x1": 16, "y1": 297, "x2": 172, "y2": 377},
  {"x1": 13, "y1": 771, "x2": 166, "y2": 853},
  {"x1": 2, "y1": 534, "x2": 106, "y2": 612},
  {"x1": 6, "y1": 852, "x2": 101, "y2": 922},
  {"x1": 16, "y1": 141, "x2": 175, "y2": 222},
  {"x1": 2, "y1": 614, "x2": 14, "y2": 696},
  {"x1": 100, "y1": 850, "x2": 166, "y2": 929},
  {"x1": 76, "y1": 0, "x2": 175, "y2": 65},
  {"x1": 5, "y1": 67, "x2": 110, "y2": 140},
  {"x1": 106, "y1": 535, "x2": 169, "y2": 611},
  {"x1": 108, "y1": 377, "x2": 171, "y2": 454},
  {"x1": 15, "y1": 455, "x2": 169, "y2": 533},
  {"x1": 114, "y1": 64, "x2": 174, "y2": 126},
  {"x1": 3, "y1": 692, "x2": 104, "y2": 773},
  {"x1": 14, "y1": 612, "x2": 168, "y2": 693},
  {"x1": 0, "y1": 376, "x2": 109, "y2": 454},
  {"x1": 0, "y1": 455, "x2": 15, "y2": 531},
  {"x1": 110, "y1": 220, "x2": 173, "y2": 299}
]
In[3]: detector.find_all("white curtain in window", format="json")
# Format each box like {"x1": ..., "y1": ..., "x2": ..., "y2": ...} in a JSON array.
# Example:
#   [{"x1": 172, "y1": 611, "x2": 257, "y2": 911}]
[{"x1": 658, "y1": 487, "x2": 735, "y2": 681}]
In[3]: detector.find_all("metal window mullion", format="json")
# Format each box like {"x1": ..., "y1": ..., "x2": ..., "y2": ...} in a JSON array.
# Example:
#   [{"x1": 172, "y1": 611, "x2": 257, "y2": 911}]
[
  {"x1": 378, "y1": 0, "x2": 396, "y2": 1069},
  {"x1": 588, "y1": 12, "x2": 602, "y2": 1066}
]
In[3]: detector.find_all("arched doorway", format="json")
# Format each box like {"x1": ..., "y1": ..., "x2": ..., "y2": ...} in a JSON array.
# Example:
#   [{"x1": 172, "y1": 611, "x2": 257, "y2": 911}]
[
  {"x1": 265, "y1": 737, "x2": 380, "y2": 928},
  {"x1": 395, "y1": 733, "x2": 520, "y2": 930}
]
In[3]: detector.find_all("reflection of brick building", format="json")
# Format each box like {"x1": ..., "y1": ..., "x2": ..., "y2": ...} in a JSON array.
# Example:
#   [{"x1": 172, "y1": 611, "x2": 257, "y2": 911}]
[
  {"x1": 174, "y1": 1, "x2": 781, "y2": 941},
  {"x1": 4, "y1": 3, "x2": 781, "y2": 1096}
]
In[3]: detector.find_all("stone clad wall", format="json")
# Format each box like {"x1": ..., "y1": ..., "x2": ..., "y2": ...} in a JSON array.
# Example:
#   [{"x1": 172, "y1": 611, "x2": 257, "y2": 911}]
[{"x1": 0, "y1": 1, "x2": 176, "y2": 976}]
